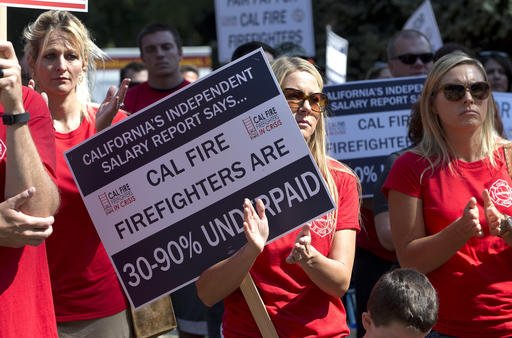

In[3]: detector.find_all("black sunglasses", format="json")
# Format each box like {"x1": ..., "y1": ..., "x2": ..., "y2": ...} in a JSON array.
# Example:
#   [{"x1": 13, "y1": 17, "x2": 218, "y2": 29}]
[
  {"x1": 392, "y1": 53, "x2": 434, "y2": 65},
  {"x1": 283, "y1": 88, "x2": 328, "y2": 114},
  {"x1": 439, "y1": 82, "x2": 491, "y2": 101}
]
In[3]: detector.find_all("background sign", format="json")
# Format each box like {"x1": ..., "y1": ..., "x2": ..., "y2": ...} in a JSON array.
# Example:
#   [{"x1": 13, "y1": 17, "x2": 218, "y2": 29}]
[
  {"x1": 66, "y1": 50, "x2": 334, "y2": 308},
  {"x1": 492, "y1": 91, "x2": 512, "y2": 139},
  {"x1": 214, "y1": 0, "x2": 315, "y2": 63},
  {"x1": 324, "y1": 76, "x2": 425, "y2": 197},
  {"x1": 0, "y1": 0, "x2": 87, "y2": 11}
]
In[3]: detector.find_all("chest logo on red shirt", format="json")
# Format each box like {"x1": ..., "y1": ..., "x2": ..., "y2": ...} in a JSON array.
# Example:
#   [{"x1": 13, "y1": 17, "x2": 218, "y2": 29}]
[
  {"x1": 0, "y1": 139, "x2": 6, "y2": 160},
  {"x1": 489, "y1": 179, "x2": 512, "y2": 207},
  {"x1": 308, "y1": 215, "x2": 335, "y2": 237}
]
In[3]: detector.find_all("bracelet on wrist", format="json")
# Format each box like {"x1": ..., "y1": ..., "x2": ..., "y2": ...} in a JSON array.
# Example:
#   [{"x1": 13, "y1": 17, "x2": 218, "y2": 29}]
[{"x1": 0, "y1": 112, "x2": 30, "y2": 125}]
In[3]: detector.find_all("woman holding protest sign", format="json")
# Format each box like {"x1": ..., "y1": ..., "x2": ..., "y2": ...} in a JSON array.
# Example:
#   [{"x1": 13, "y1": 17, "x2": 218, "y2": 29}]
[
  {"x1": 384, "y1": 52, "x2": 512, "y2": 337},
  {"x1": 196, "y1": 56, "x2": 361, "y2": 337},
  {"x1": 23, "y1": 10, "x2": 133, "y2": 336}
]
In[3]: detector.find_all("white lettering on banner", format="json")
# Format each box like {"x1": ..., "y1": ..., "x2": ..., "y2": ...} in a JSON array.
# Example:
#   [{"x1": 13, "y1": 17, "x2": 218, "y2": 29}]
[
  {"x1": 115, "y1": 137, "x2": 291, "y2": 241},
  {"x1": 254, "y1": 171, "x2": 320, "y2": 216},
  {"x1": 83, "y1": 67, "x2": 256, "y2": 174},
  {"x1": 119, "y1": 169, "x2": 324, "y2": 288},
  {"x1": 164, "y1": 67, "x2": 254, "y2": 118},
  {"x1": 82, "y1": 116, "x2": 164, "y2": 166},
  {"x1": 327, "y1": 136, "x2": 412, "y2": 154}
]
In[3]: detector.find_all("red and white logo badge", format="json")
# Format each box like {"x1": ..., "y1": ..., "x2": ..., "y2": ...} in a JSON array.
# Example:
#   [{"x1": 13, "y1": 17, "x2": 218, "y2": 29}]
[
  {"x1": 308, "y1": 215, "x2": 335, "y2": 238},
  {"x1": 489, "y1": 179, "x2": 512, "y2": 207}
]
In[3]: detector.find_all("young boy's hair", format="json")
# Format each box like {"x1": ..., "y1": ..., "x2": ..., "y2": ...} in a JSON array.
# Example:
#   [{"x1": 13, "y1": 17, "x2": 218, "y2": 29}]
[{"x1": 367, "y1": 268, "x2": 438, "y2": 332}]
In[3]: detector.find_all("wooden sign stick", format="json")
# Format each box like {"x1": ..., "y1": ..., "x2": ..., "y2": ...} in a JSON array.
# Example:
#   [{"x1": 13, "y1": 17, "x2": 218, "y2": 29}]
[{"x1": 240, "y1": 274, "x2": 279, "y2": 338}]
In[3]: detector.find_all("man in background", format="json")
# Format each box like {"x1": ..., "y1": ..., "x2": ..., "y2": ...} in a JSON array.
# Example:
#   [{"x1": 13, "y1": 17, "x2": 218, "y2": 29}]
[
  {"x1": 387, "y1": 29, "x2": 434, "y2": 77},
  {"x1": 123, "y1": 23, "x2": 189, "y2": 115}
]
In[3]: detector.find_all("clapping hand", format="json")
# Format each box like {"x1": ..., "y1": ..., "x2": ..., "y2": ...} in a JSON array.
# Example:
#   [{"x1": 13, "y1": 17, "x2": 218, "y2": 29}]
[
  {"x1": 95, "y1": 78, "x2": 130, "y2": 132},
  {"x1": 459, "y1": 197, "x2": 484, "y2": 238},
  {"x1": 0, "y1": 187, "x2": 55, "y2": 248},
  {"x1": 483, "y1": 189, "x2": 508, "y2": 237},
  {"x1": 243, "y1": 198, "x2": 268, "y2": 253},
  {"x1": 286, "y1": 223, "x2": 314, "y2": 264}
]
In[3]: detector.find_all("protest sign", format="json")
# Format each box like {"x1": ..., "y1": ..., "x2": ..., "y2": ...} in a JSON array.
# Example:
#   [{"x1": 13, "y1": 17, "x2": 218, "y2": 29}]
[
  {"x1": 0, "y1": 0, "x2": 87, "y2": 11},
  {"x1": 325, "y1": 25, "x2": 348, "y2": 84},
  {"x1": 491, "y1": 91, "x2": 512, "y2": 139},
  {"x1": 324, "y1": 76, "x2": 425, "y2": 197},
  {"x1": 65, "y1": 50, "x2": 335, "y2": 308},
  {"x1": 214, "y1": 0, "x2": 315, "y2": 63}
]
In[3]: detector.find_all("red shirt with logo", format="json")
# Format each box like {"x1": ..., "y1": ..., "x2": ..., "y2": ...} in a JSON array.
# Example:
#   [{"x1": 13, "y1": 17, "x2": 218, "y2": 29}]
[
  {"x1": 223, "y1": 159, "x2": 360, "y2": 338},
  {"x1": 384, "y1": 148, "x2": 512, "y2": 337},
  {"x1": 0, "y1": 87, "x2": 58, "y2": 337},
  {"x1": 47, "y1": 105, "x2": 128, "y2": 321}
]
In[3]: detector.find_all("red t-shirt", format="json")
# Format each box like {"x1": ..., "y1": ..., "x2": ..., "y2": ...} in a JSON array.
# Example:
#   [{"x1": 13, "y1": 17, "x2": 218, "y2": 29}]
[
  {"x1": 0, "y1": 87, "x2": 58, "y2": 337},
  {"x1": 123, "y1": 80, "x2": 190, "y2": 114},
  {"x1": 47, "y1": 105, "x2": 128, "y2": 322},
  {"x1": 384, "y1": 149, "x2": 512, "y2": 337},
  {"x1": 223, "y1": 159, "x2": 360, "y2": 338}
]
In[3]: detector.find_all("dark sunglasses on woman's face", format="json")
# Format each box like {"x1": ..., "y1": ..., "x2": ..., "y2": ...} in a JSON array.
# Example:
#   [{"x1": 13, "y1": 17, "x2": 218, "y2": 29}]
[
  {"x1": 439, "y1": 81, "x2": 491, "y2": 101},
  {"x1": 392, "y1": 53, "x2": 434, "y2": 65},
  {"x1": 283, "y1": 88, "x2": 328, "y2": 113}
]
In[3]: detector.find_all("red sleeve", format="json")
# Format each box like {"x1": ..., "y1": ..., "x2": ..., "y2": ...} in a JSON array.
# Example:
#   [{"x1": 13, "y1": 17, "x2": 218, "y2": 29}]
[
  {"x1": 330, "y1": 160, "x2": 360, "y2": 232},
  {"x1": 22, "y1": 86, "x2": 56, "y2": 180},
  {"x1": 382, "y1": 151, "x2": 424, "y2": 199}
]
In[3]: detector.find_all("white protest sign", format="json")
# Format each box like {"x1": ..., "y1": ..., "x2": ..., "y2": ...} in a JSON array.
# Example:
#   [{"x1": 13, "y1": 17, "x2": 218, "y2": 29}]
[
  {"x1": 214, "y1": 0, "x2": 315, "y2": 63},
  {"x1": 492, "y1": 91, "x2": 512, "y2": 139},
  {"x1": 0, "y1": 0, "x2": 87, "y2": 11},
  {"x1": 65, "y1": 50, "x2": 335, "y2": 308},
  {"x1": 324, "y1": 76, "x2": 425, "y2": 197},
  {"x1": 403, "y1": 0, "x2": 442, "y2": 51},
  {"x1": 325, "y1": 25, "x2": 348, "y2": 84}
]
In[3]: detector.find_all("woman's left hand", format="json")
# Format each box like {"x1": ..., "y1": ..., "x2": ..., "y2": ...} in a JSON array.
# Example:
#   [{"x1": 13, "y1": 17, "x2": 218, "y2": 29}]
[
  {"x1": 95, "y1": 78, "x2": 130, "y2": 132},
  {"x1": 286, "y1": 223, "x2": 315, "y2": 264}
]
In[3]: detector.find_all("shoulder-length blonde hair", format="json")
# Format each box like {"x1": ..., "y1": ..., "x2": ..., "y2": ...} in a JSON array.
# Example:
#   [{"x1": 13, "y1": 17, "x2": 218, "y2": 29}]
[
  {"x1": 417, "y1": 51, "x2": 504, "y2": 169},
  {"x1": 23, "y1": 10, "x2": 105, "y2": 106},
  {"x1": 272, "y1": 56, "x2": 360, "y2": 231}
]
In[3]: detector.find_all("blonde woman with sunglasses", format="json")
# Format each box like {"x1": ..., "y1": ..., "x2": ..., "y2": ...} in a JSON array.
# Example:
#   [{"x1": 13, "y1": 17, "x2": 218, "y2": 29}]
[
  {"x1": 383, "y1": 52, "x2": 512, "y2": 337},
  {"x1": 197, "y1": 57, "x2": 361, "y2": 337}
]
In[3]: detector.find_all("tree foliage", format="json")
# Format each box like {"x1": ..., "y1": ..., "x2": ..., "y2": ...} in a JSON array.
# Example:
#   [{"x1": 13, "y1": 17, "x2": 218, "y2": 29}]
[{"x1": 6, "y1": 0, "x2": 512, "y2": 80}]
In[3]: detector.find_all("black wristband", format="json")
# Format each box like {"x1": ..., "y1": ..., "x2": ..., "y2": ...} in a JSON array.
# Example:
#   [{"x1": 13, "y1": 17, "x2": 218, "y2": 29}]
[{"x1": 2, "y1": 112, "x2": 30, "y2": 125}]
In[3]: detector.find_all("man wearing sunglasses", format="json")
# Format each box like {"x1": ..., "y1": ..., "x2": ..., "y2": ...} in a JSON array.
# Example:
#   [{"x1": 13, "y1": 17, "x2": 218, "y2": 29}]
[{"x1": 387, "y1": 29, "x2": 434, "y2": 78}]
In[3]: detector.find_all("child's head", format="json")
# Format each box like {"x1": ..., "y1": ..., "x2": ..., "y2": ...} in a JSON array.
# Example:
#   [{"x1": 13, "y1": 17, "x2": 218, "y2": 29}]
[{"x1": 362, "y1": 268, "x2": 438, "y2": 338}]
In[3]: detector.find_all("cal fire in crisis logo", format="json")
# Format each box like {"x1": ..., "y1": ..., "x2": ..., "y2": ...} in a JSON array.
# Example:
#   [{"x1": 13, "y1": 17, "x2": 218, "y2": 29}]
[
  {"x1": 243, "y1": 106, "x2": 283, "y2": 140},
  {"x1": 98, "y1": 183, "x2": 136, "y2": 215}
]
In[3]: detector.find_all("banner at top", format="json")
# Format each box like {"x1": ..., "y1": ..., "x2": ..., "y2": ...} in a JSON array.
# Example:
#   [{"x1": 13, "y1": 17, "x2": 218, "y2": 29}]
[
  {"x1": 0, "y1": 0, "x2": 87, "y2": 11},
  {"x1": 214, "y1": 0, "x2": 315, "y2": 64}
]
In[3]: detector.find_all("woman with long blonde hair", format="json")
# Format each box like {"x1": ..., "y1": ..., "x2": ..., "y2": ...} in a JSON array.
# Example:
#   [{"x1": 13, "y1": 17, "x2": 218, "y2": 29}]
[
  {"x1": 197, "y1": 56, "x2": 361, "y2": 337},
  {"x1": 384, "y1": 52, "x2": 512, "y2": 337},
  {"x1": 23, "y1": 10, "x2": 131, "y2": 337}
]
